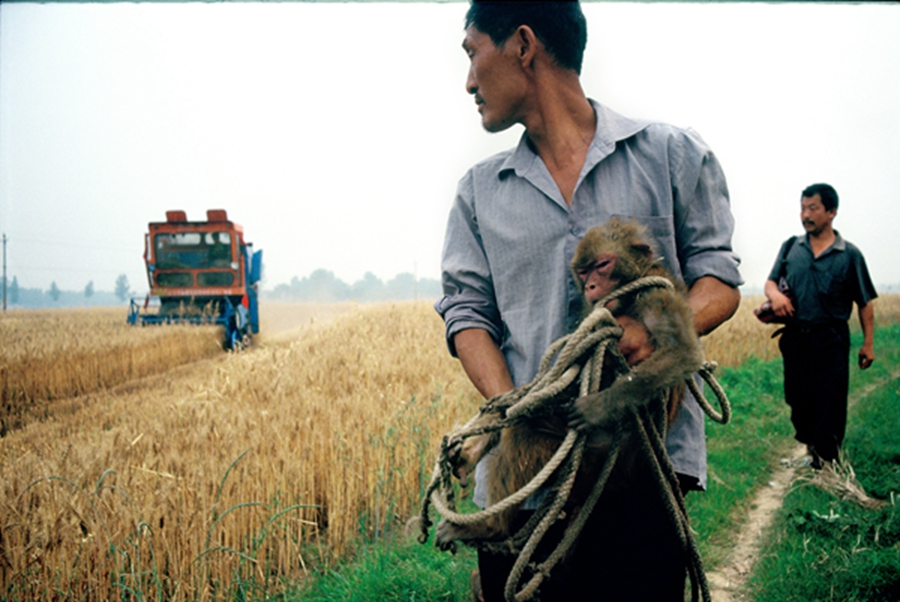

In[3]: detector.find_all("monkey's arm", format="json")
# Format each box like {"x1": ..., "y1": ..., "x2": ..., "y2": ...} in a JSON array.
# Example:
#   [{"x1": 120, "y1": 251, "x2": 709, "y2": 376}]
[
  {"x1": 688, "y1": 275, "x2": 741, "y2": 336},
  {"x1": 569, "y1": 291, "x2": 704, "y2": 431}
]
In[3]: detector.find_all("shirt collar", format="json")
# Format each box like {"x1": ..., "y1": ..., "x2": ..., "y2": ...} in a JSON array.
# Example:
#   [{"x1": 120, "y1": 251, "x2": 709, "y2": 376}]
[
  {"x1": 799, "y1": 230, "x2": 846, "y2": 254},
  {"x1": 498, "y1": 99, "x2": 651, "y2": 178}
]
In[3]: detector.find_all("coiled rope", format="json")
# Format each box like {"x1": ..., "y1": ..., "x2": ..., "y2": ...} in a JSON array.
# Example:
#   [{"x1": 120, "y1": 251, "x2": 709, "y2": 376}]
[{"x1": 418, "y1": 275, "x2": 731, "y2": 602}]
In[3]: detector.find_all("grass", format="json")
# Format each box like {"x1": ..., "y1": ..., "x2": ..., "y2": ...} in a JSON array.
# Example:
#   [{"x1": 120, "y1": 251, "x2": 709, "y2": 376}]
[
  {"x1": 744, "y1": 324, "x2": 900, "y2": 602},
  {"x1": 290, "y1": 534, "x2": 477, "y2": 602},
  {"x1": 684, "y1": 356, "x2": 796, "y2": 567}
]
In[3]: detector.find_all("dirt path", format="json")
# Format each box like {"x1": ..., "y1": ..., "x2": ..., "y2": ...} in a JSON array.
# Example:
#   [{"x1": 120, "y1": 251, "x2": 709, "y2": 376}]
[
  {"x1": 706, "y1": 442, "x2": 805, "y2": 602},
  {"x1": 705, "y1": 367, "x2": 900, "y2": 601}
]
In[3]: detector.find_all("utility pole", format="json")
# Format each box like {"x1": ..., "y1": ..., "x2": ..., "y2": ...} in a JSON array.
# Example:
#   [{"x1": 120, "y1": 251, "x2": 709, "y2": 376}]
[{"x1": 2, "y1": 234, "x2": 6, "y2": 312}]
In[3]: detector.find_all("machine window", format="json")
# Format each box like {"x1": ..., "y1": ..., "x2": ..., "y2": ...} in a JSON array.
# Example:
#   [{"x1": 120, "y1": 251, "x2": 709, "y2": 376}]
[
  {"x1": 197, "y1": 272, "x2": 235, "y2": 286},
  {"x1": 156, "y1": 272, "x2": 193, "y2": 287},
  {"x1": 155, "y1": 231, "x2": 234, "y2": 269}
]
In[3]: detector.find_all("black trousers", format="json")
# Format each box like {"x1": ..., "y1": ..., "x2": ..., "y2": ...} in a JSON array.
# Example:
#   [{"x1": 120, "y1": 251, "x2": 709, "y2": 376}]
[
  {"x1": 778, "y1": 321, "x2": 850, "y2": 462},
  {"x1": 477, "y1": 453, "x2": 688, "y2": 602}
]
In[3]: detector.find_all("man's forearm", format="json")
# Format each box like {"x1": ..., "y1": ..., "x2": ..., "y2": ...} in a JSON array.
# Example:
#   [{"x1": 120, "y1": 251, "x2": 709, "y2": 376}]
[
  {"x1": 453, "y1": 328, "x2": 515, "y2": 400},
  {"x1": 857, "y1": 301, "x2": 875, "y2": 368},
  {"x1": 688, "y1": 276, "x2": 741, "y2": 336},
  {"x1": 859, "y1": 301, "x2": 875, "y2": 346}
]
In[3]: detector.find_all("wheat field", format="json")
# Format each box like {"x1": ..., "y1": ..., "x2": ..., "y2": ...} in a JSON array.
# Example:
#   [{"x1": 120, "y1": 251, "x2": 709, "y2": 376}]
[
  {"x1": 0, "y1": 308, "x2": 223, "y2": 436},
  {"x1": 0, "y1": 295, "x2": 896, "y2": 600}
]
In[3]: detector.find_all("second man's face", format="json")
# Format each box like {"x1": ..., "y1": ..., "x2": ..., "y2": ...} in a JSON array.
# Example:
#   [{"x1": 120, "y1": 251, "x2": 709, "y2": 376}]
[
  {"x1": 800, "y1": 194, "x2": 835, "y2": 236},
  {"x1": 462, "y1": 26, "x2": 528, "y2": 133}
]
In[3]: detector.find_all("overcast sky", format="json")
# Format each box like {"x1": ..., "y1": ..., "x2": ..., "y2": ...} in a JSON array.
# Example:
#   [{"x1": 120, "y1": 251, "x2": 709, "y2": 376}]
[{"x1": 1, "y1": 1, "x2": 898, "y2": 296}]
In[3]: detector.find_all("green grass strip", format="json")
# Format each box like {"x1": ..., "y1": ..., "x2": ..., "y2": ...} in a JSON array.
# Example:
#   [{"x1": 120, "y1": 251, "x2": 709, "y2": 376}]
[{"x1": 745, "y1": 323, "x2": 900, "y2": 602}]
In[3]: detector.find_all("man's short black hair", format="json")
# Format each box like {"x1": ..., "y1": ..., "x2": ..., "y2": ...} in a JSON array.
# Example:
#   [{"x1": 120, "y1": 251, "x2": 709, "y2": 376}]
[
  {"x1": 465, "y1": 1, "x2": 588, "y2": 75},
  {"x1": 802, "y1": 183, "x2": 839, "y2": 212}
]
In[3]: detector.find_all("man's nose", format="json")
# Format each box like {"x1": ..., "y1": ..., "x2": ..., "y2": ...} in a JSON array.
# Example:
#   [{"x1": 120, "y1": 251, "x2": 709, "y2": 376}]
[{"x1": 466, "y1": 67, "x2": 477, "y2": 95}]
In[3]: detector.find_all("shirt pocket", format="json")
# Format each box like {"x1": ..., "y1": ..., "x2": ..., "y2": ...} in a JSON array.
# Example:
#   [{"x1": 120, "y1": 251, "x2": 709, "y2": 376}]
[{"x1": 610, "y1": 213, "x2": 680, "y2": 278}]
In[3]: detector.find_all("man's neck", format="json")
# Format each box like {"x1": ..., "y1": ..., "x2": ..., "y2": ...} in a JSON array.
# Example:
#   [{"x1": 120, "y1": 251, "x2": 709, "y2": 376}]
[
  {"x1": 808, "y1": 226, "x2": 836, "y2": 257},
  {"x1": 521, "y1": 72, "x2": 595, "y2": 205}
]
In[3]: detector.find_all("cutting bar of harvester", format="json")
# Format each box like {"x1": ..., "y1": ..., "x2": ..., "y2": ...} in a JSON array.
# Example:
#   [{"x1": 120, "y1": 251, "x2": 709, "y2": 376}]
[{"x1": 127, "y1": 296, "x2": 253, "y2": 350}]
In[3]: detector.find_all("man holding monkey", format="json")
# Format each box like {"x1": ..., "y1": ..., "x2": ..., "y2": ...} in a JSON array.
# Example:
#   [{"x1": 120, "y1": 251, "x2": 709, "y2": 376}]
[{"x1": 434, "y1": 1, "x2": 742, "y2": 599}]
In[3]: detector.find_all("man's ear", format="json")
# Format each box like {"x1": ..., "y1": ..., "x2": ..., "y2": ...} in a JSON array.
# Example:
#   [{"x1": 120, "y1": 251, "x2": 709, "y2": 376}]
[{"x1": 514, "y1": 25, "x2": 538, "y2": 68}]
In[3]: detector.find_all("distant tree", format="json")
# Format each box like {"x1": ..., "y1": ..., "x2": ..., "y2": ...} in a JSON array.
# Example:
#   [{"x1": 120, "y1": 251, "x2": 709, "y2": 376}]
[
  {"x1": 84, "y1": 280, "x2": 94, "y2": 298},
  {"x1": 48, "y1": 281, "x2": 61, "y2": 302},
  {"x1": 352, "y1": 272, "x2": 385, "y2": 301},
  {"x1": 9, "y1": 276, "x2": 18, "y2": 304},
  {"x1": 114, "y1": 274, "x2": 131, "y2": 301},
  {"x1": 386, "y1": 272, "x2": 417, "y2": 300}
]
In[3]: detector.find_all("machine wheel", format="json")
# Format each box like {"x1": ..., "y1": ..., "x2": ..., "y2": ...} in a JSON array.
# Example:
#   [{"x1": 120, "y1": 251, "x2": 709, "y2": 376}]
[{"x1": 229, "y1": 328, "x2": 242, "y2": 351}]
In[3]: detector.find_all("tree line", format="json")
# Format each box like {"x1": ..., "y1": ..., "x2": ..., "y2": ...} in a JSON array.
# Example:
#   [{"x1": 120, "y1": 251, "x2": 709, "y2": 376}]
[
  {"x1": 1, "y1": 270, "x2": 444, "y2": 309},
  {"x1": 1, "y1": 275, "x2": 133, "y2": 309},
  {"x1": 265, "y1": 269, "x2": 442, "y2": 303}
]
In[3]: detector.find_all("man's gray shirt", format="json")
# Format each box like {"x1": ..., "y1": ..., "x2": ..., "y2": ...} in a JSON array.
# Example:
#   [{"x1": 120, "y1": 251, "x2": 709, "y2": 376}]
[{"x1": 435, "y1": 100, "x2": 742, "y2": 503}]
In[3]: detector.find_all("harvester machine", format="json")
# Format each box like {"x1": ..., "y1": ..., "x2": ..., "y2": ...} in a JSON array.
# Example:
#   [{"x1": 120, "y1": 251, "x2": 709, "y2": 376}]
[{"x1": 127, "y1": 209, "x2": 262, "y2": 350}]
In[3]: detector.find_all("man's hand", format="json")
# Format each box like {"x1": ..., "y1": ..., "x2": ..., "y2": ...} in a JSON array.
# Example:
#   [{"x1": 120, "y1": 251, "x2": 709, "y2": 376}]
[
  {"x1": 615, "y1": 315, "x2": 653, "y2": 365},
  {"x1": 764, "y1": 279, "x2": 794, "y2": 320},
  {"x1": 770, "y1": 290, "x2": 795, "y2": 319},
  {"x1": 858, "y1": 343, "x2": 874, "y2": 369}
]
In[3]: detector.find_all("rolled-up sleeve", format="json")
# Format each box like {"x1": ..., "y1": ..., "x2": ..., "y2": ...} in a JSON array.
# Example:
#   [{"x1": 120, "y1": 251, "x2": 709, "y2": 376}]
[
  {"x1": 434, "y1": 172, "x2": 503, "y2": 356},
  {"x1": 670, "y1": 129, "x2": 743, "y2": 288}
]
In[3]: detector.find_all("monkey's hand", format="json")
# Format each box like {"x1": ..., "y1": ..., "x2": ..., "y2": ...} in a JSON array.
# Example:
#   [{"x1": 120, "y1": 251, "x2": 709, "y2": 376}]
[
  {"x1": 434, "y1": 519, "x2": 461, "y2": 551},
  {"x1": 435, "y1": 518, "x2": 488, "y2": 550},
  {"x1": 447, "y1": 433, "x2": 494, "y2": 487},
  {"x1": 569, "y1": 390, "x2": 615, "y2": 433},
  {"x1": 567, "y1": 380, "x2": 647, "y2": 433}
]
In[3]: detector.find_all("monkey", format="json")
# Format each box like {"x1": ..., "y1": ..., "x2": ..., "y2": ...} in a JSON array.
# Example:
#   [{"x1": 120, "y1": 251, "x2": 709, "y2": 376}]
[
  {"x1": 567, "y1": 218, "x2": 705, "y2": 433},
  {"x1": 433, "y1": 218, "x2": 704, "y2": 552}
]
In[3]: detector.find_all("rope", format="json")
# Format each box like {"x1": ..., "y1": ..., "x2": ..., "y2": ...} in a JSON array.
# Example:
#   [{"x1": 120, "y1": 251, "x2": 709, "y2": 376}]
[
  {"x1": 418, "y1": 275, "x2": 730, "y2": 602},
  {"x1": 688, "y1": 361, "x2": 732, "y2": 425}
]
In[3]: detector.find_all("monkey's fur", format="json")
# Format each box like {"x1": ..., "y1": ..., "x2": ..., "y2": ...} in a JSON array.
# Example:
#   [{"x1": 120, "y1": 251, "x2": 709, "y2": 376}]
[
  {"x1": 567, "y1": 218, "x2": 704, "y2": 433},
  {"x1": 434, "y1": 218, "x2": 704, "y2": 550}
]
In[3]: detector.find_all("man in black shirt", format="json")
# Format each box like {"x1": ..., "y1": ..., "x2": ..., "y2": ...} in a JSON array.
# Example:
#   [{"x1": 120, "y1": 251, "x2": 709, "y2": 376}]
[{"x1": 764, "y1": 183, "x2": 877, "y2": 468}]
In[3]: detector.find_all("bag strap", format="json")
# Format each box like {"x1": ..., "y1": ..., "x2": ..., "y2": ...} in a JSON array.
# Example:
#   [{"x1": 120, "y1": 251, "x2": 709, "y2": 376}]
[{"x1": 778, "y1": 236, "x2": 798, "y2": 278}]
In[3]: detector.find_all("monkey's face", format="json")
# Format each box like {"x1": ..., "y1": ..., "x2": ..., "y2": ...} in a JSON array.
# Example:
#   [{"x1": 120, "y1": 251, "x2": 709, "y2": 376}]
[{"x1": 575, "y1": 252, "x2": 621, "y2": 305}]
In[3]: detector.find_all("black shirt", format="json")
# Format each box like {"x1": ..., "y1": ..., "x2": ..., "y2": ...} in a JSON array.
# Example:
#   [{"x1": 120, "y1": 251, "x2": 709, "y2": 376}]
[{"x1": 768, "y1": 231, "x2": 877, "y2": 324}]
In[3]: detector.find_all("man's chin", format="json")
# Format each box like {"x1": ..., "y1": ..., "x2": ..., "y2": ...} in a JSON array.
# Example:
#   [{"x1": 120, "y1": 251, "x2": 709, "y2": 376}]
[{"x1": 480, "y1": 115, "x2": 515, "y2": 134}]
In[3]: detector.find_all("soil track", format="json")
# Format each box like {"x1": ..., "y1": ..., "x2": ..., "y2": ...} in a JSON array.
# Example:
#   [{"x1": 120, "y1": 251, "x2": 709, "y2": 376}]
[
  {"x1": 705, "y1": 367, "x2": 900, "y2": 601},
  {"x1": 706, "y1": 442, "x2": 805, "y2": 602}
]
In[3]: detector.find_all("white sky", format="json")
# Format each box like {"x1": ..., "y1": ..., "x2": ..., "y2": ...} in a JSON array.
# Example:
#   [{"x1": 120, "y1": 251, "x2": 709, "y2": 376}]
[{"x1": 1, "y1": 2, "x2": 899, "y2": 295}]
